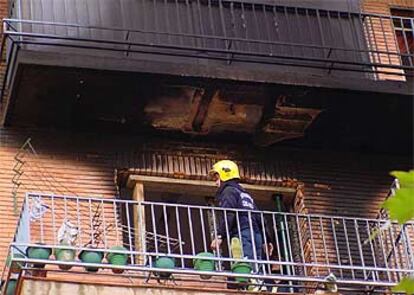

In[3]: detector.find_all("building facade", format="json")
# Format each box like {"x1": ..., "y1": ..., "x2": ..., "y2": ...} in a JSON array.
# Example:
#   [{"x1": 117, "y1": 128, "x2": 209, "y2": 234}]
[{"x1": 0, "y1": 0, "x2": 413, "y2": 294}]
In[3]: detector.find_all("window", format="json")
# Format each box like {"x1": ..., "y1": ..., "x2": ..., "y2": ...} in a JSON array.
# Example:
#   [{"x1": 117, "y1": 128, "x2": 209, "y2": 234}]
[{"x1": 391, "y1": 8, "x2": 414, "y2": 67}]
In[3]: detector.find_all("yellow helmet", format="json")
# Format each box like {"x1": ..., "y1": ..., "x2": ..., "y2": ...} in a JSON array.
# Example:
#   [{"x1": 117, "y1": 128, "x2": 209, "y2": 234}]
[{"x1": 210, "y1": 160, "x2": 240, "y2": 182}]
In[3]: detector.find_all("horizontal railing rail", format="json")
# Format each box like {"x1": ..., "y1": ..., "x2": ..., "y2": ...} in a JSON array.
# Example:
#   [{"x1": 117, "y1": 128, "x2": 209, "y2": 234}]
[{"x1": 3, "y1": 192, "x2": 413, "y2": 293}]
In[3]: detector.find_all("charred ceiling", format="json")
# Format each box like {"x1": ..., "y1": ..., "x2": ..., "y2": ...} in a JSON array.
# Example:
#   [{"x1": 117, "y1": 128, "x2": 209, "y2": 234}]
[
  {"x1": 3, "y1": 64, "x2": 412, "y2": 155},
  {"x1": 5, "y1": 65, "x2": 324, "y2": 146}
]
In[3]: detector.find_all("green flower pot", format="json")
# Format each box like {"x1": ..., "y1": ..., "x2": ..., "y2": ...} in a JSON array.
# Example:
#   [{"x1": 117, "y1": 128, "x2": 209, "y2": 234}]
[
  {"x1": 6, "y1": 279, "x2": 17, "y2": 295},
  {"x1": 26, "y1": 246, "x2": 52, "y2": 268},
  {"x1": 79, "y1": 250, "x2": 103, "y2": 272},
  {"x1": 193, "y1": 252, "x2": 215, "y2": 280},
  {"x1": 106, "y1": 246, "x2": 128, "y2": 274},
  {"x1": 55, "y1": 246, "x2": 76, "y2": 270},
  {"x1": 231, "y1": 262, "x2": 252, "y2": 283},
  {"x1": 154, "y1": 257, "x2": 175, "y2": 279},
  {"x1": 6, "y1": 253, "x2": 24, "y2": 273}
]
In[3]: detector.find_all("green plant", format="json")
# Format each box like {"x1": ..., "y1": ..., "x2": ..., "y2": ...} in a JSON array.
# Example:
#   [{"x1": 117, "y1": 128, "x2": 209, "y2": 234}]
[{"x1": 382, "y1": 170, "x2": 414, "y2": 295}]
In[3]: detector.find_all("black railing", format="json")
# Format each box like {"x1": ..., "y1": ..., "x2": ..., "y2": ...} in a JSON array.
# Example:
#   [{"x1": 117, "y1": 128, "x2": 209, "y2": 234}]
[{"x1": 1, "y1": 1, "x2": 413, "y2": 104}]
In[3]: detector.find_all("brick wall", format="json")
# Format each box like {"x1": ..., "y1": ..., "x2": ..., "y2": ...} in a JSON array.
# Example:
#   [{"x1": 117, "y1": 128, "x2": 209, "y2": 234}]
[{"x1": 362, "y1": 0, "x2": 414, "y2": 81}]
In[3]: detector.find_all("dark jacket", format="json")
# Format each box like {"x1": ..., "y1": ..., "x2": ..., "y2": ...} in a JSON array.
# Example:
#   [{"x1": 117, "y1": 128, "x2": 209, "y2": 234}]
[{"x1": 215, "y1": 180, "x2": 263, "y2": 239}]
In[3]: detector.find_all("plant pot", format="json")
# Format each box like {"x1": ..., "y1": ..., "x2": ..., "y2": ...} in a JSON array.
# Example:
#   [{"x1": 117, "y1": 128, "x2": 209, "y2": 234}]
[
  {"x1": 6, "y1": 279, "x2": 17, "y2": 295},
  {"x1": 26, "y1": 245, "x2": 52, "y2": 268},
  {"x1": 6, "y1": 253, "x2": 24, "y2": 273},
  {"x1": 106, "y1": 246, "x2": 128, "y2": 274},
  {"x1": 193, "y1": 252, "x2": 215, "y2": 280},
  {"x1": 79, "y1": 250, "x2": 103, "y2": 272},
  {"x1": 55, "y1": 246, "x2": 76, "y2": 270},
  {"x1": 154, "y1": 257, "x2": 175, "y2": 279},
  {"x1": 231, "y1": 262, "x2": 252, "y2": 283}
]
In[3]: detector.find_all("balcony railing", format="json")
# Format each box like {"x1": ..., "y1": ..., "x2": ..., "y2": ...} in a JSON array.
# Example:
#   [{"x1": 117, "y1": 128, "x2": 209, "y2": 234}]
[
  {"x1": 1, "y1": 1, "x2": 414, "y2": 104},
  {"x1": 1, "y1": 193, "x2": 413, "y2": 293}
]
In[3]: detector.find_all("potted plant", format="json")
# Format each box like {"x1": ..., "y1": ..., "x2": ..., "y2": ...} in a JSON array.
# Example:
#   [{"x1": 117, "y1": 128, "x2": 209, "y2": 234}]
[
  {"x1": 54, "y1": 242, "x2": 76, "y2": 270},
  {"x1": 79, "y1": 248, "x2": 104, "y2": 272},
  {"x1": 231, "y1": 262, "x2": 252, "y2": 283},
  {"x1": 26, "y1": 244, "x2": 52, "y2": 268},
  {"x1": 154, "y1": 256, "x2": 175, "y2": 279},
  {"x1": 106, "y1": 246, "x2": 128, "y2": 274},
  {"x1": 55, "y1": 219, "x2": 79, "y2": 270},
  {"x1": 193, "y1": 252, "x2": 215, "y2": 279},
  {"x1": 6, "y1": 278, "x2": 17, "y2": 295}
]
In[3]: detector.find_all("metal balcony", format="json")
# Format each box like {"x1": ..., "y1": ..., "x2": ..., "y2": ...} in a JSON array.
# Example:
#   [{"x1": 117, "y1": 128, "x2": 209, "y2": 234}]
[
  {"x1": 1, "y1": 1, "x2": 414, "y2": 105},
  {"x1": 1, "y1": 193, "x2": 413, "y2": 293}
]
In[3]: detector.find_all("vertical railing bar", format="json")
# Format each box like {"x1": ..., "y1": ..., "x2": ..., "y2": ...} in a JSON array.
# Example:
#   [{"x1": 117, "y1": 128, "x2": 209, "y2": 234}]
[
  {"x1": 347, "y1": 10, "x2": 362, "y2": 64},
  {"x1": 354, "y1": 219, "x2": 367, "y2": 280},
  {"x1": 358, "y1": 12, "x2": 376, "y2": 78},
  {"x1": 211, "y1": 208, "x2": 221, "y2": 271},
  {"x1": 400, "y1": 17, "x2": 413, "y2": 67},
  {"x1": 262, "y1": 4, "x2": 272, "y2": 54},
  {"x1": 163, "y1": 0, "x2": 171, "y2": 44},
  {"x1": 388, "y1": 223, "x2": 402, "y2": 281},
  {"x1": 76, "y1": 198, "x2": 82, "y2": 247},
  {"x1": 187, "y1": 207, "x2": 195, "y2": 256},
  {"x1": 125, "y1": 202, "x2": 134, "y2": 264},
  {"x1": 101, "y1": 200, "x2": 108, "y2": 249},
  {"x1": 207, "y1": 0, "x2": 217, "y2": 49},
  {"x1": 218, "y1": 0, "x2": 229, "y2": 52},
  {"x1": 248, "y1": 211, "x2": 258, "y2": 273},
  {"x1": 260, "y1": 212, "x2": 270, "y2": 275},
  {"x1": 316, "y1": 8, "x2": 327, "y2": 58},
  {"x1": 379, "y1": 16, "x2": 392, "y2": 65},
  {"x1": 224, "y1": 210, "x2": 231, "y2": 262},
  {"x1": 251, "y1": 3, "x2": 262, "y2": 53},
  {"x1": 283, "y1": 215, "x2": 295, "y2": 276},
  {"x1": 307, "y1": 216, "x2": 319, "y2": 277},
  {"x1": 342, "y1": 218, "x2": 355, "y2": 280},
  {"x1": 229, "y1": 2, "x2": 237, "y2": 51},
  {"x1": 51, "y1": 196, "x2": 57, "y2": 245},
  {"x1": 294, "y1": 7, "x2": 305, "y2": 57},
  {"x1": 151, "y1": 204, "x2": 159, "y2": 254},
  {"x1": 163, "y1": 205, "x2": 171, "y2": 254},
  {"x1": 320, "y1": 217, "x2": 330, "y2": 274},
  {"x1": 305, "y1": 8, "x2": 316, "y2": 57},
  {"x1": 200, "y1": 208, "x2": 207, "y2": 252},
  {"x1": 236, "y1": 211, "x2": 243, "y2": 258},
  {"x1": 295, "y1": 215, "x2": 307, "y2": 276},
  {"x1": 195, "y1": 0, "x2": 206, "y2": 48},
  {"x1": 368, "y1": 15, "x2": 381, "y2": 73},
  {"x1": 175, "y1": 0, "x2": 183, "y2": 46},
  {"x1": 88, "y1": 199, "x2": 94, "y2": 246},
  {"x1": 331, "y1": 217, "x2": 343, "y2": 278},
  {"x1": 175, "y1": 206, "x2": 184, "y2": 268},
  {"x1": 402, "y1": 224, "x2": 414, "y2": 270},
  {"x1": 138, "y1": 202, "x2": 147, "y2": 265},
  {"x1": 365, "y1": 220, "x2": 378, "y2": 281},
  {"x1": 141, "y1": 0, "x2": 148, "y2": 43},
  {"x1": 112, "y1": 201, "x2": 119, "y2": 246},
  {"x1": 185, "y1": 0, "x2": 196, "y2": 47},
  {"x1": 153, "y1": 0, "x2": 160, "y2": 44},
  {"x1": 283, "y1": 6, "x2": 294, "y2": 55},
  {"x1": 337, "y1": 11, "x2": 349, "y2": 62},
  {"x1": 376, "y1": 220, "x2": 391, "y2": 282},
  {"x1": 272, "y1": 213, "x2": 282, "y2": 275},
  {"x1": 241, "y1": 2, "x2": 250, "y2": 52}
]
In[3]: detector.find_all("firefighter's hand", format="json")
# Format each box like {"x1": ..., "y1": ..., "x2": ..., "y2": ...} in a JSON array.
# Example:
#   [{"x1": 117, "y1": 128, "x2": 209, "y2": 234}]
[
  {"x1": 210, "y1": 238, "x2": 223, "y2": 251},
  {"x1": 263, "y1": 243, "x2": 274, "y2": 257}
]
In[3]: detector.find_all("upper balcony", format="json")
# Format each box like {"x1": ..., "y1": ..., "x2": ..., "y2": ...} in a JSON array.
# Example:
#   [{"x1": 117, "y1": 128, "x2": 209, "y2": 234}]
[
  {"x1": 1, "y1": 0, "x2": 414, "y2": 100},
  {"x1": 1, "y1": 193, "x2": 413, "y2": 294}
]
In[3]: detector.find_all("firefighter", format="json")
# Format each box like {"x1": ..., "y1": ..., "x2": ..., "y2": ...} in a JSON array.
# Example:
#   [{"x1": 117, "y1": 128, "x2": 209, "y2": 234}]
[{"x1": 209, "y1": 160, "x2": 269, "y2": 267}]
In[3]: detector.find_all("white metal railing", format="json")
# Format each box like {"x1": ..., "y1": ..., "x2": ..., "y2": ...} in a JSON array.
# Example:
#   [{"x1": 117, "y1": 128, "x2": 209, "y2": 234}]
[{"x1": 2, "y1": 192, "x2": 414, "y2": 293}]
